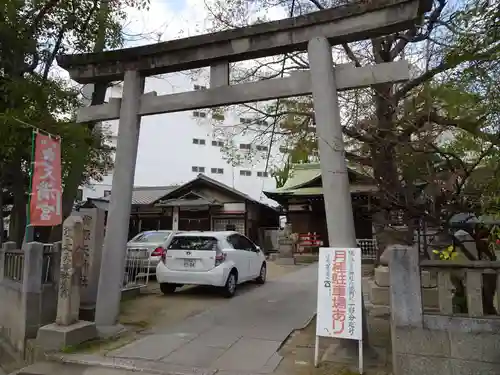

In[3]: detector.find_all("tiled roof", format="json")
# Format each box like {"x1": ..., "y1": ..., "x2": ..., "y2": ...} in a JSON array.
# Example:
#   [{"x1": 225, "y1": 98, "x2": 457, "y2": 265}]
[
  {"x1": 98, "y1": 185, "x2": 178, "y2": 205},
  {"x1": 90, "y1": 174, "x2": 279, "y2": 210}
]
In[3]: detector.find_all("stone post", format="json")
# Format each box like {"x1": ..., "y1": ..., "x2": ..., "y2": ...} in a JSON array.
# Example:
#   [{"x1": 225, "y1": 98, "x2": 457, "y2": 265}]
[
  {"x1": 95, "y1": 70, "x2": 145, "y2": 327},
  {"x1": 78, "y1": 207, "x2": 105, "y2": 320},
  {"x1": 21, "y1": 242, "x2": 44, "y2": 341},
  {"x1": 37, "y1": 216, "x2": 96, "y2": 351},
  {"x1": 56, "y1": 216, "x2": 85, "y2": 326},
  {"x1": 389, "y1": 245, "x2": 423, "y2": 328}
]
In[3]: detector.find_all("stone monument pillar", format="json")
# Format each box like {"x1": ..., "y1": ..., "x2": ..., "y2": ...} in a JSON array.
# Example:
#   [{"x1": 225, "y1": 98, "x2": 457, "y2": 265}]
[
  {"x1": 37, "y1": 216, "x2": 97, "y2": 351},
  {"x1": 78, "y1": 207, "x2": 105, "y2": 320}
]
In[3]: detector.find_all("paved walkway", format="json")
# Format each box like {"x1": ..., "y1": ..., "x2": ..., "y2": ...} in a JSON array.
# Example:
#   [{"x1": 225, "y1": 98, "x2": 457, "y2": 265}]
[{"x1": 104, "y1": 263, "x2": 318, "y2": 374}]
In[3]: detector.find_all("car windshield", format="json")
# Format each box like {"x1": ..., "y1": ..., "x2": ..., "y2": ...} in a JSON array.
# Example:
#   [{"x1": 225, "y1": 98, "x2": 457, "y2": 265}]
[
  {"x1": 131, "y1": 231, "x2": 171, "y2": 243},
  {"x1": 168, "y1": 236, "x2": 218, "y2": 250}
]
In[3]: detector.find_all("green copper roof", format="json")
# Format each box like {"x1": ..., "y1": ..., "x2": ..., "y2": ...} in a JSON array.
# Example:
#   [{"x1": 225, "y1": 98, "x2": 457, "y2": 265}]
[
  {"x1": 278, "y1": 163, "x2": 322, "y2": 191},
  {"x1": 265, "y1": 162, "x2": 375, "y2": 197}
]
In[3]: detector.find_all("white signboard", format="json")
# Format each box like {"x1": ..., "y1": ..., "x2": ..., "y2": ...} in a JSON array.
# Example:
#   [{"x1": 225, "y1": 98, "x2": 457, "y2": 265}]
[{"x1": 316, "y1": 247, "x2": 362, "y2": 340}]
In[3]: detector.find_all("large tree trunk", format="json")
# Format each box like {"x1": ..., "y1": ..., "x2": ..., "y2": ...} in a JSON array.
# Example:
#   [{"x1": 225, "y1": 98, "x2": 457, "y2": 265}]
[
  {"x1": 8, "y1": 163, "x2": 27, "y2": 247},
  {"x1": 0, "y1": 181, "x2": 4, "y2": 245},
  {"x1": 49, "y1": 2, "x2": 110, "y2": 243},
  {"x1": 49, "y1": 84, "x2": 108, "y2": 243},
  {"x1": 370, "y1": 82, "x2": 411, "y2": 253}
]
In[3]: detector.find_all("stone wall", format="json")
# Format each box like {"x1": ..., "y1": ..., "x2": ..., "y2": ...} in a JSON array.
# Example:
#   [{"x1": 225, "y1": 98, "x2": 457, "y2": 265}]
[
  {"x1": 389, "y1": 246, "x2": 500, "y2": 375},
  {"x1": 0, "y1": 242, "x2": 60, "y2": 358}
]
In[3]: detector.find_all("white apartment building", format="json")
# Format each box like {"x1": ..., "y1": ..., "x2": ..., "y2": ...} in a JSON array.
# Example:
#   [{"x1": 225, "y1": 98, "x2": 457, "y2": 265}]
[{"x1": 79, "y1": 71, "x2": 287, "y2": 204}]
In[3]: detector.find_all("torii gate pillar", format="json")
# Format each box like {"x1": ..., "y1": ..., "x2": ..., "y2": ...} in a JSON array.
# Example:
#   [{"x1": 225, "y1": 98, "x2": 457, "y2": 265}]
[
  {"x1": 94, "y1": 71, "x2": 144, "y2": 327},
  {"x1": 308, "y1": 37, "x2": 357, "y2": 248}
]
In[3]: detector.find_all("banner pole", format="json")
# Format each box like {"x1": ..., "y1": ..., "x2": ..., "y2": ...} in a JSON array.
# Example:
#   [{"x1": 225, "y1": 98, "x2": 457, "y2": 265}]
[
  {"x1": 24, "y1": 129, "x2": 37, "y2": 243},
  {"x1": 314, "y1": 335, "x2": 319, "y2": 367},
  {"x1": 359, "y1": 339, "x2": 363, "y2": 374}
]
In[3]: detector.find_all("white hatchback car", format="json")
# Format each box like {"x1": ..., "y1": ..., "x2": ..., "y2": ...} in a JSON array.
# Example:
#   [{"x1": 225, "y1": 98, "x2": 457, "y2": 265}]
[{"x1": 156, "y1": 231, "x2": 267, "y2": 297}]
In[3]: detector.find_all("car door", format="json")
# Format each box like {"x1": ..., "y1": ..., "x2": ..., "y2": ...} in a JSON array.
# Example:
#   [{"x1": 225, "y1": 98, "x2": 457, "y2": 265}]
[
  {"x1": 226, "y1": 234, "x2": 251, "y2": 280},
  {"x1": 238, "y1": 235, "x2": 261, "y2": 277}
]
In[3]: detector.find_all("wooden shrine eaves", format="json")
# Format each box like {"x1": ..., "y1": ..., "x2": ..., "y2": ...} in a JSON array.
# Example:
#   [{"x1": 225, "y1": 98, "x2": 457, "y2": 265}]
[{"x1": 57, "y1": 0, "x2": 431, "y2": 83}]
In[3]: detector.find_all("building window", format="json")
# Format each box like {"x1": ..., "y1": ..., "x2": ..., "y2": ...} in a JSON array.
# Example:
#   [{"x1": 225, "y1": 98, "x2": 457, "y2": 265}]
[
  {"x1": 212, "y1": 113, "x2": 225, "y2": 121},
  {"x1": 240, "y1": 117, "x2": 252, "y2": 124},
  {"x1": 193, "y1": 138, "x2": 206, "y2": 145},
  {"x1": 76, "y1": 189, "x2": 83, "y2": 201},
  {"x1": 257, "y1": 171, "x2": 269, "y2": 177},
  {"x1": 211, "y1": 168, "x2": 224, "y2": 174},
  {"x1": 193, "y1": 111, "x2": 207, "y2": 118},
  {"x1": 240, "y1": 170, "x2": 252, "y2": 176},
  {"x1": 239, "y1": 143, "x2": 251, "y2": 150},
  {"x1": 212, "y1": 140, "x2": 224, "y2": 147},
  {"x1": 192, "y1": 166, "x2": 205, "y2": 173},
  {"x1": 104, "y1": 190, "x2": 111, "y2": 197},
  {"x1": 256, "y1": 145, "x2": 268, "y2": 152},
  {"x1": 279, "y1": 146, "x2": 289, "y2": 153},
  {"x1": 194, "y1": 84, "x2": 207, "y2": 91}
]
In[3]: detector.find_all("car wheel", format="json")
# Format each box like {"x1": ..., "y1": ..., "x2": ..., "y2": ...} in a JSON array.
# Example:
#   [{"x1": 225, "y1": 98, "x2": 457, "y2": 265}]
[
  {"x1": 222, "y1": 271, "x2": 237, "y2": 298},
  {"x1": 256, "y1": 263, "x2": 267, "y2": 284},
  {"x1": 160, "y1": 283, "x2": 177, "y2": 295}
]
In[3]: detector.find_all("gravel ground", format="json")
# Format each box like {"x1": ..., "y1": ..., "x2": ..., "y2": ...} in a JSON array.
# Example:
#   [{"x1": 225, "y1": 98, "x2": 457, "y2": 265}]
[{"x1": 276, "y1": 316, "x2": 392, "y2": 375}]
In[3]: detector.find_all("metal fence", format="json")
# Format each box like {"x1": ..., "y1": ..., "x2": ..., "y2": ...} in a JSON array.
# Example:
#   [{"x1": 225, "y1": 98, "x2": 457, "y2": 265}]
[
  {"x1": 4, "y1": 249, "x2": 24, "y2": 282},
  {"x1": 357, "y1": 238, "x2": 378, "y2": 261},
  {"x1": 42, "y1": 243, "x2": 58, "y2": 284},
  {"x1": 122, "y1": 250, "x2": 151, "y2": 290}
]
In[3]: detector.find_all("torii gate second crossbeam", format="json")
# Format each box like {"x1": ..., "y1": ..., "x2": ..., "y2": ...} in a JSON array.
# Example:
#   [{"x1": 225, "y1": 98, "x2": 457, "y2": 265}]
[{"x1": 56, "y1": 0, "x2": 431, "y2": 327}]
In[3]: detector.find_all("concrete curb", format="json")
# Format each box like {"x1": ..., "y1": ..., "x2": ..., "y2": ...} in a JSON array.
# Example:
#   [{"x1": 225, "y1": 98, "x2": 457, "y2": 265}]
[{"x1": 47, "y1": 353, "x2": 214, "y2": 375}]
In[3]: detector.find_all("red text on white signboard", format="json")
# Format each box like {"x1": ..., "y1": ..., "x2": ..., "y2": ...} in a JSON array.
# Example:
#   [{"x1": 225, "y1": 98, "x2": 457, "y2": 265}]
[{"x1": 316, "y1": 247, "x2": 362, "y2": 340}]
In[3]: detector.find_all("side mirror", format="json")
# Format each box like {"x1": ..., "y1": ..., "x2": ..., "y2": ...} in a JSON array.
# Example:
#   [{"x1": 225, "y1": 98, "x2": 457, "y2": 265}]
[{"x1": 255, "y1": 246, "x2": 261, "y2": 252}]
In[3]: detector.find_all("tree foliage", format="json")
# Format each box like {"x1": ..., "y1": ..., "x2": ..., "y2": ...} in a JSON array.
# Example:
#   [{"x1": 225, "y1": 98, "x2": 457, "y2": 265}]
[
  {"x1": 204, "y1": 0, "x2": 499, "y2": 251},
  {"x1": 0, "y1": 0, "x2": 149, "y2": 244}
]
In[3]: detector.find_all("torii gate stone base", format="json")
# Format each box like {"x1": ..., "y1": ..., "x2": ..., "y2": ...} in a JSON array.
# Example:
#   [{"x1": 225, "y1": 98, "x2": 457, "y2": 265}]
[{"x1": 57, "y1": 0, "x2": 430, "y2": 339}]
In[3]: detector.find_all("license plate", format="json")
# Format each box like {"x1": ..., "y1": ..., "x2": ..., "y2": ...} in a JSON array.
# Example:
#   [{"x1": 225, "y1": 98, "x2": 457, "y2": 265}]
[
  {"x1": 129, "y1": 249, "x2": 147, "y2": 258},
  {"x1": 184, "y1": 259, "x2": 196, "y2": 268}
]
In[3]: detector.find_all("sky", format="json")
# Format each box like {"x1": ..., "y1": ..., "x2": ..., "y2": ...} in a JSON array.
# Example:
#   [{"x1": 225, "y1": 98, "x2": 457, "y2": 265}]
[
  {"x1": 123, "y1": 0, "x2": 210, "y2": 44},
  {"x1": 121, "y1": 0, "x2": 288, "y2": 45},
  {"x1": 85, "y1": 0, "x2": 451, "y2": 196},
  {"x1": 91, "y1": 0, "x2": 289, "y2": 201}
]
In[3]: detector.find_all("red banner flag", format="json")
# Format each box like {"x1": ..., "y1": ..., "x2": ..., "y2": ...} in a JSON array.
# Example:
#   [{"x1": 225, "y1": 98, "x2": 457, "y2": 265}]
[{"x1": 29, "y1": 133, "x2": 62, "y2": 226}]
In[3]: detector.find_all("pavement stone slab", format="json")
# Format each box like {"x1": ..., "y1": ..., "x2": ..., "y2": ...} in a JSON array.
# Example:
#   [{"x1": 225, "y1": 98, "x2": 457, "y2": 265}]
[
  {"x1": 193, "y1": 326, "x2": 243, "y2": 349},
  {"x1": 162, "y1": 341, "x2": 226, "y2": 367},
  {"x1": 237, "y1": 324, "x2": 293, "y2": 342},
  {"x1": 154, "y1": 315, "x2": 216, "y2": 335},
  {"x1": 259, "y1": 353, "x2": 283, "y2": 374},
  {"x1": 97, "y1": 264, "x2": 318, "y2": 374},
  {"x1": 211, "y1": 338, "x2": 281, "y2": 372},
  {"x1": 109, "y1": 334, "x2": 192, "y2": 360}
]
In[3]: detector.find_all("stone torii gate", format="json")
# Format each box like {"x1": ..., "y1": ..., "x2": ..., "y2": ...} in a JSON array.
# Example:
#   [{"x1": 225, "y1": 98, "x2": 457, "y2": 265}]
[{"x1": 57, "y1": 0, "x2": 431, "y2": 327}]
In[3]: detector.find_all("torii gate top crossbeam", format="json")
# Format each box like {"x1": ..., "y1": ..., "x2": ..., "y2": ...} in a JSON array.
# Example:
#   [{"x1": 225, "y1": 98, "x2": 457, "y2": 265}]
[{"x1": 57, "y1": 0, "x2": 431, "y2": 83}]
